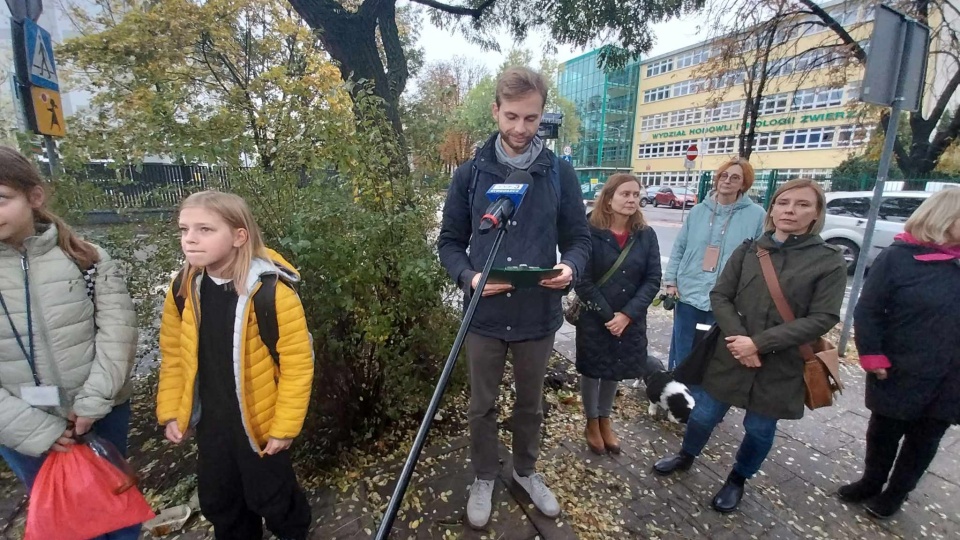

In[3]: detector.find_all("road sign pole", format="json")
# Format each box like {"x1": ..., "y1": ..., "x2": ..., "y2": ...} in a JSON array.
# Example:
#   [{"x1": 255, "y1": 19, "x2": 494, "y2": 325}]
[
  {"x1": 838, "y1": 14, "x2": 917, "y2": 357},
  {"x1": 43, "y1": 135, "x2": 58, "y2": 179}
]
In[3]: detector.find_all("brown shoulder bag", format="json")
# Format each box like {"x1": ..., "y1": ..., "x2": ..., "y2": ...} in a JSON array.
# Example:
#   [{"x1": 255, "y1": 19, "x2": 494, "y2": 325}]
[{"x1": 756, "y1": 249, "x2": 844, "y2": 410}]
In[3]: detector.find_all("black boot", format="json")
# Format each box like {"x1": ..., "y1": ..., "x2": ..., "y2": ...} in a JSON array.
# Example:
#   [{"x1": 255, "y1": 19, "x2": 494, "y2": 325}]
[
  {"x1": 865, "y1": 417, "x2": 951, "y2": 519},
  {"x1": 653, "y1": 451, "x2": 694, "y2": 476},
  {"x1": 837, "y1": 478, "x2": 884, "y2": 503},
  {"x1": 838, "y1": 414, "x2": 908, "y2": 503},
  {"x1": 864, "y1": 489, "x2": 908, "y2": 519},
  {"x1": 711, "y1": 470, "x2": 746, "y2": 513}
]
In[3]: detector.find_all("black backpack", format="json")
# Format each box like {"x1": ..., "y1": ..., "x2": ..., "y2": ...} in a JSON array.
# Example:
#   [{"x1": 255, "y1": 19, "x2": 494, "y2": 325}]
[{"x1": 171, "y1": 270, "x2": 282, "y2": 365}]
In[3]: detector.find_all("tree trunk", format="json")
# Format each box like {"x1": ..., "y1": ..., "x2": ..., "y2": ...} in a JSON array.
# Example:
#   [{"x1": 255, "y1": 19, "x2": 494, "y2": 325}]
[{"x1": 288, "y1": 0, "x2": 409, "y2": 174}]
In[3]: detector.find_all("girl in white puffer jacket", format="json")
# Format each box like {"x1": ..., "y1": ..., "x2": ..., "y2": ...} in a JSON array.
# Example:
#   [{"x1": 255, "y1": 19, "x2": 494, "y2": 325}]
[{"x1": 0, "y1": 146, "x2": 140, "y2": 540}]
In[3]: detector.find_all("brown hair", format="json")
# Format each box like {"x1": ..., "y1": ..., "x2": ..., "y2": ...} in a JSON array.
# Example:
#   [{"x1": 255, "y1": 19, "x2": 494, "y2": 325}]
[
  {"x1": 178, "y1": 190, "x2": 270, "y2": 295},
  {"x1": 714, "y1": 158, "x2": 756, "y2": 193},
  {"x1": 589, "y1": 174, "x2": 647, "y2": 232},
  {"x1": 763, "y1": 179, "x2": 827, "y2": 235},
  {"x1": 0, "y1": 146, "x2": 99, "y2": 267},
  {"x1": 495, "y1": 67, "x2": 548, "y2": 108},
  {"x1": 905, "y1": 188, "x2": 960, "y2": 245}
]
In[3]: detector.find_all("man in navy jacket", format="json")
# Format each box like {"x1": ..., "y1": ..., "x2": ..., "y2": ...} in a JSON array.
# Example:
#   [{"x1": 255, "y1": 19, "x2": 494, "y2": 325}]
[{"x1": 437, "y1": 66, "x2": 590, "y2": 529}]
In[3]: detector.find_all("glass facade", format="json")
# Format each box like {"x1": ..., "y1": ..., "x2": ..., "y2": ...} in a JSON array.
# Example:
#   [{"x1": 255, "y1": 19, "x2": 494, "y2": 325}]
[{"x1": 557, "y1": 49, "x2": 641, "y2": 199}]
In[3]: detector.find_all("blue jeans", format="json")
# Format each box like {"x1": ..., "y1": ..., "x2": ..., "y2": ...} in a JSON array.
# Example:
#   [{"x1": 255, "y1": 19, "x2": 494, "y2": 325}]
[
  {"x1": 680, "y1": 388, "x2": 778, "y2": 479},
  {"x1": 668, "y1": 301, "x2": 716, "y2": 370},
  {"x1": 0, "y1": 401, "x2": 142, "y2": 540}
]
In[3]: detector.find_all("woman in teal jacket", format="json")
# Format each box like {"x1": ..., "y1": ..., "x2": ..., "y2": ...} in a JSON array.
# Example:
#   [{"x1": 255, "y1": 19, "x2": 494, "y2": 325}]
[{"x1": 663, "y1": 158, "x2": 766, "y2": 369}]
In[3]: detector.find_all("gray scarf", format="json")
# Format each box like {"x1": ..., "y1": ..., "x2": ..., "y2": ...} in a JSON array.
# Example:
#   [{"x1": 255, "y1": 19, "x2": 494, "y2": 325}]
[{"x1": 494, "y1": 134, "x2": 544, "y2": 172}]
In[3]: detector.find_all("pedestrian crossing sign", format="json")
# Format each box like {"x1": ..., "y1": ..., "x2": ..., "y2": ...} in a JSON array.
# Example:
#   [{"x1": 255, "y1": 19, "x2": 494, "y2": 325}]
[
  {"x1": 30, "y1": 87, "x2": 66, "y2": 137},
  {"x1": 23, "y1": 18, "x2": 59, "y2": 91}
]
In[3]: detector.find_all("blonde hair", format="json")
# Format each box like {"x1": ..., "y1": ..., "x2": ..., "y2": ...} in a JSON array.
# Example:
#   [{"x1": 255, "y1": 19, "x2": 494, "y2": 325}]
[
  {"x1": 590, "y1": 174, "x2": 647, "y2": 232},
  {"x1": 904, "y1": 188, "x2": 960, "y2": 245},
  {"x1": 0, "y1": 146, "x2": 99, "y2": 267},
  {"x1": 178, "y1": 191, "x2": 269, "y2": 295},
  {"x1": 763, "y1": 179, "x2": 827, "y2": 235},
  {"x1": 495, "y1": 67, "x2": 548, "y2": 108},
  {"x1": 714, "y1": 158, "x2": 756, "y2": 193}
]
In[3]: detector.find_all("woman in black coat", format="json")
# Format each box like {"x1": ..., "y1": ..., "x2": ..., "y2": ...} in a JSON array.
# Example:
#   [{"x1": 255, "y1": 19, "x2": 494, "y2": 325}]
[
  {"x1": 840, "y1": 188, "x2": 960, "y2": 519},
  {"x1": 575, "y1": 174, "x2": 661, "y2": 455}
]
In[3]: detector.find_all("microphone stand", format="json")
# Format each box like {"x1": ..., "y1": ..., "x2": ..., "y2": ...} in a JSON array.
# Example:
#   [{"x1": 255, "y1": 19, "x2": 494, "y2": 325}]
[{"x1": 374, "y1": 216, "x2": 511, "y2": 539}]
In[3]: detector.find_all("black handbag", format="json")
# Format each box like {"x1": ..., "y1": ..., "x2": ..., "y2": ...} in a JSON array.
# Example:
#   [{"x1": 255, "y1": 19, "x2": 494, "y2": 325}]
[{"x1": 673, "y1": 325, "x2": 721, "y2": 385}]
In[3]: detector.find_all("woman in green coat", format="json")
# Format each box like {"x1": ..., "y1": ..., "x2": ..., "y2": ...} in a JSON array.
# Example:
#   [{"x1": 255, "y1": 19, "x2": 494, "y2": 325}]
[{"x1": 653, "y1": 179, "x2": 847, "y2": 513}]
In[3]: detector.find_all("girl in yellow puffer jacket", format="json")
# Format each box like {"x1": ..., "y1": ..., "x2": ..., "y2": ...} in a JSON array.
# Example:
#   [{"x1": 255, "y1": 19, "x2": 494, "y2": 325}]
[{"x1": 157, "y1": 190, "x2": 313, "y2": 540}]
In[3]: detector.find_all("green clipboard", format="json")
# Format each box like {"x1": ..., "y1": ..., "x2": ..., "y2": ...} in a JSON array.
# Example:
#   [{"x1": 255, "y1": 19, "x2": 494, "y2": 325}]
[{"x1": 487, "y1": 265, "x2": 562, "y2": 288}]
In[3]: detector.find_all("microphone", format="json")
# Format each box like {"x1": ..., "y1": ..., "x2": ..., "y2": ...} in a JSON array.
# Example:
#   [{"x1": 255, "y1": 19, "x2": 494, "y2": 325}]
[{"x1": 479, "y1": 171, "x2": 531, "y2": 234}]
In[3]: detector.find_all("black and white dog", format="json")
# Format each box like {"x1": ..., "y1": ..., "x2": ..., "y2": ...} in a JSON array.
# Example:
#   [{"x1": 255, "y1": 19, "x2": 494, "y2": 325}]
[{"x1": 642, "y1": 363, "x2": 696, "y2": 424}]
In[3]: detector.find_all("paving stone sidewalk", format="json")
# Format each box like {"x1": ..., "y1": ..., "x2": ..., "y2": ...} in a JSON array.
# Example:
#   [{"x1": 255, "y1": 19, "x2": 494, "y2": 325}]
[{"x1": 3, "y1": 309, "x2": 958, "y2": 539}]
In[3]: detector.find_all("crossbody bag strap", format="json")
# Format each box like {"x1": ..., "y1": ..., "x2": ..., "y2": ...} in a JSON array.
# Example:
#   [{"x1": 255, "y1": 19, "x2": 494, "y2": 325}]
[
  {"x1": 756, "y1": 248, "x2": 816, "y2": 361},
  {"x1": 597, "y1": 236, "x2": 637, "y2": 287}
]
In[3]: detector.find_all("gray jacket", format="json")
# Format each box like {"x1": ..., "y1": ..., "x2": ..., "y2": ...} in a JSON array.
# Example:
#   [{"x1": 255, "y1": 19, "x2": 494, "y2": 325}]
[{"x1": 0, "y1": 225, "x2": 137, "y2": 456}]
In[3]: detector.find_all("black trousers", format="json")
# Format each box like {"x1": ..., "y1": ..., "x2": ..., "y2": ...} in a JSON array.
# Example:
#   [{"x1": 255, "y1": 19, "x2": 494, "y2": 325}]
[
  {"x1": 197, "y1": 420, "x2": 311, "y2": 540},
  {"x1": 862, "y1": 412, "x2": 951, "y2": 495}
]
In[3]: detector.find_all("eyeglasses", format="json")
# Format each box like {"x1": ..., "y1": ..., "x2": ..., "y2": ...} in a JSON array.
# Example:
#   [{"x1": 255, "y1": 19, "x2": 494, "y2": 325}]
[{"x1": 718, "y1": 172, "x2": 743, "y2": 182}]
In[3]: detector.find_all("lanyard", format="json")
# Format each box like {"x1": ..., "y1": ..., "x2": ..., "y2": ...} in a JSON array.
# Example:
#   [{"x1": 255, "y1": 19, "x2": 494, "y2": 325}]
[
  {"x1": 0, "y1": 255, "x2": 41, "y2": 386},
  {"x1": 708, "y1": 197, "x2": 737, "y2": 241}
]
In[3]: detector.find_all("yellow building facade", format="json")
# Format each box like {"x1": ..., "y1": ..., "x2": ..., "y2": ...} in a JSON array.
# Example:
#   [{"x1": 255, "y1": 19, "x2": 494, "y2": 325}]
[{"x1": 632, "y1": 0, "x2": 884, "y2": 190}]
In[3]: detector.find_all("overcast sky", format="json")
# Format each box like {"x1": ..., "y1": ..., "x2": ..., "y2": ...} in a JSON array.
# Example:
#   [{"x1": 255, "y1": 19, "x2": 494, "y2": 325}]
[{"x1": 410, "y1": 8, "x2": 711, "y2": 76}]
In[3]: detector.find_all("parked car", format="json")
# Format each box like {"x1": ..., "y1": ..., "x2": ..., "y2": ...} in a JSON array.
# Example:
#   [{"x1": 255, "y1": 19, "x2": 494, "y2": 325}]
[
  {"x1": 653, "y1": 187, "x2": 697, "y2": 209},
  {"x1": 821, "y1": 191, "x2": 931, "y2": 274},
  {"x1": 639, "y1": 185, "x2": 661, "y2": 207}
]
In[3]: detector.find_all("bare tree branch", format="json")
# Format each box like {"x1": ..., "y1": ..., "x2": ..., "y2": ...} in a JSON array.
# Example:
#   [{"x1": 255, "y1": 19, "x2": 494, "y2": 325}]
[{"x1": 409, "y1": 0, "x2": 496, "y2": 18}]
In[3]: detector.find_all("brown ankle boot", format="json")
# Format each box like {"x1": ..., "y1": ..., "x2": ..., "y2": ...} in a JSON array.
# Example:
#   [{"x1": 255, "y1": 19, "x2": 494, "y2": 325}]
[
  {"x1": 585, "y1": 418, "x2": 605, "y2": 455},
  {"x1": 598, "y1": 417, "x2": 621, "y2": 454}
]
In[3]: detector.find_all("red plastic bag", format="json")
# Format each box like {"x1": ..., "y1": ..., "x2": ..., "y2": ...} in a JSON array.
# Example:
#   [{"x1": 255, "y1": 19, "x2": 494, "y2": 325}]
[{"x1": 25, "y1": 443, "x2": 156, "y2": 540}]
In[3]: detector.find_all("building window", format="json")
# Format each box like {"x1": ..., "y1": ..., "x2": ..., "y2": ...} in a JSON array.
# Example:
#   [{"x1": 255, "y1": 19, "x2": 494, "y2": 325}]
[
  {"x1": 782, "y1": 127, "x2": 836, "y2": 149},
  {"x1": 635, "y1": 171, "x2": 695, "y2": 188},
  {"x1": 710, "y1": 69, "x2": 745, "y2": 89},
  {"x1": 640, "y1": 113, "x2": 667, "y2": 131},
  {"x1": 836, "y1": 125, "x2": 873, "y2": 147},
  {"x1": 637, "y1": 142, "x2": 666, "y2": 158},
  {"x1": 792, "y1": 87, "x2": 844, "y2": 110},
  {"x1": 704, "y1": 100, "x2": 744, "y2": 122},
  {"x1": 775, "y1": 168, "x2": 833, "y2": 182},
  {"x1": 675, "y1": 48, "x2": 711, "y2": 69},
  {"x1": 753, "y1": 131, "x2": 781, "y2": 152},
  {"x1": 646, "y1": 58, "x2": 674, "y2": 77},
  {"x1": 758, "y1": 92, "x2": 790, "y2": 115},
  {"x1": 665, "y1": 139, "x2": 699, "y2": 157},
  {"x1": 643, "y1": 85, "x2": 671, "y2": 103},
  {"x1": 673, "y1": 79, "x2": 704, "y2": 97},
  {"x1": 766, "y1": 57, "x2": 794, "y2": 78},
  {"x1": 845, "y1": 81, "x2": 862, "y2": 102},
  {"x1": 827, "y1": 6, "x2": 859, "y2": 26},
  {"x1": 668, "y1": 107, "x2": 703, "y2": 127},
  {"x1": 704, "y1": 136, "x2": 736, "y2": 155}
]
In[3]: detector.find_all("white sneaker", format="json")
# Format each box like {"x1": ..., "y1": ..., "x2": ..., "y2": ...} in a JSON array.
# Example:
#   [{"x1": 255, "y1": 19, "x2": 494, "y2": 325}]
[
  {"x1": 512, "y1": 470, "x2": 561, "y2": 518},
  {"x1": 466, "y1": 478, "x2": 495, "y2": 529}
]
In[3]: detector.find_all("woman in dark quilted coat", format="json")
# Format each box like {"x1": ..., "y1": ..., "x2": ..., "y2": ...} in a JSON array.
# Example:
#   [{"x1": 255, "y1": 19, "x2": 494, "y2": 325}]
[
  {"x1": 575, "y1": 174, "x2": 661, "y2": 455},
  {"x1": 839, "y1": 188, "x2": 960, "y2": 519}
]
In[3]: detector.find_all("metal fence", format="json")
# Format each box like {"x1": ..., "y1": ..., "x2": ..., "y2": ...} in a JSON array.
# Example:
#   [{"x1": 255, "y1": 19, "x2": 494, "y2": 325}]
[
  {"x1": 696, "y1": 170, "x2": 958, "y2": 209},
  {"x1": 60, "y1": 163, "x2": 233, "y2": 209}
]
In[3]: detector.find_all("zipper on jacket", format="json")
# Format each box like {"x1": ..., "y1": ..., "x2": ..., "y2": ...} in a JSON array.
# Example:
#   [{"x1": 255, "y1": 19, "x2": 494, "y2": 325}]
[{"x1": 19, "y1": 251, "x2": 68, "y2": 398}]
